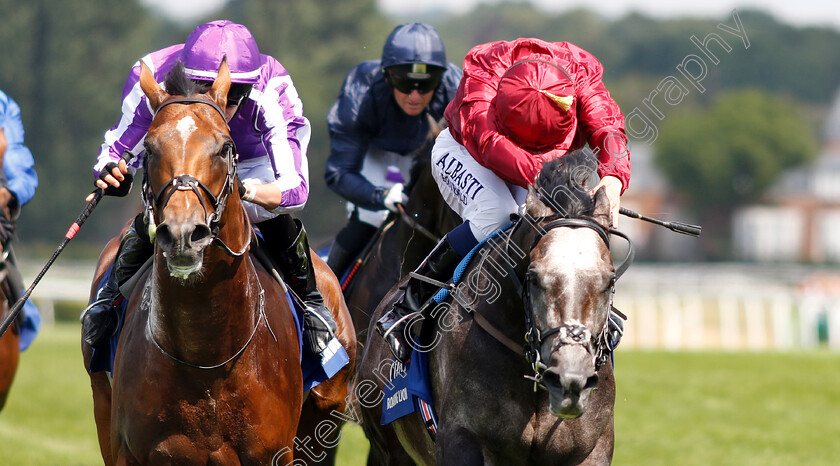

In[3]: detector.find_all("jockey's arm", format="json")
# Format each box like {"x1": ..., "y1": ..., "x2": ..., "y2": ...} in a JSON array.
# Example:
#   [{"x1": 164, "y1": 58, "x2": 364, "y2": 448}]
[{"x1": 240, "y1": 181, "x2": 283, "y2": 211}]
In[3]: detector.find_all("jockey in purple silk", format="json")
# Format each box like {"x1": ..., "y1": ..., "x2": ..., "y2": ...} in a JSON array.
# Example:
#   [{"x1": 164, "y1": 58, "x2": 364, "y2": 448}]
[{"x1": 81, "y1": 20, "x2": 337, "y2": 356}]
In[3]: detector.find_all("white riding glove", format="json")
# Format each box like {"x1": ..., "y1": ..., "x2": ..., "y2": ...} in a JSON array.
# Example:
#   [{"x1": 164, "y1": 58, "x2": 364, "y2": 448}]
[{"x1": 383, "y1": 183, "x2": 408, "y2": 212}]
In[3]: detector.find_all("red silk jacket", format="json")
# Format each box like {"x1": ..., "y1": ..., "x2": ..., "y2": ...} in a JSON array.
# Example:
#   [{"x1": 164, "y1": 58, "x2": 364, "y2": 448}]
[{"x1": 445, "y1": 38, "x2": 631, "y2": 191}]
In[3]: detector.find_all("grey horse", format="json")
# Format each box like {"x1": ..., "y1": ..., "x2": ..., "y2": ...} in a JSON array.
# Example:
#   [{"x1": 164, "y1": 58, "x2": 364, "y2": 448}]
[{"x1": 359, "y1": 152, "x2": 620, "y2": 465}]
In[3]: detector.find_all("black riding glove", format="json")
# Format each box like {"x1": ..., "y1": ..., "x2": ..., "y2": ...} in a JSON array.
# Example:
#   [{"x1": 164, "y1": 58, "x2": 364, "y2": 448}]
[{"x1": 98, "y1": 162, "x2": 134, "y2": 197}]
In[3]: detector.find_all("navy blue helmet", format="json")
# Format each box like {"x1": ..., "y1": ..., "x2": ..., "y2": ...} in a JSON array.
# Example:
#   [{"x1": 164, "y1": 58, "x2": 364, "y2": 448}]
[{"x1": 381, "y1": 23, "x2": 447, "y2": 70}]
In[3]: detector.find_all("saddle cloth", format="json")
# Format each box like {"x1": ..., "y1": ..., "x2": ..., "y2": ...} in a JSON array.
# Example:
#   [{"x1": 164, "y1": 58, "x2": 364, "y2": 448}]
[{"x1": 379, "y1": 224, "x2": 517, "y2": 433}]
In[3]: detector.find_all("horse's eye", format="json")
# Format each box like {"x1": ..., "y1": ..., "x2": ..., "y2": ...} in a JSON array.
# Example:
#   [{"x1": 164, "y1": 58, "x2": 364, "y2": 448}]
[
  {"x1": 219, "y1": 142, "x2": 234, "y2": 158},
  {"x1": 605, "y1": 275, "x2": 617, "y2": 291}
]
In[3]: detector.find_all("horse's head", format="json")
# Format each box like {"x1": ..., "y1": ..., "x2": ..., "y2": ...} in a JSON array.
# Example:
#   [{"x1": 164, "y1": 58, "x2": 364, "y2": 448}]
[
  {"x1": 522, "y1": 153, "x2": 616, "y2": 419},
  {"x1": 139, "y1": 59, "x2": 246, "y2": 279}
]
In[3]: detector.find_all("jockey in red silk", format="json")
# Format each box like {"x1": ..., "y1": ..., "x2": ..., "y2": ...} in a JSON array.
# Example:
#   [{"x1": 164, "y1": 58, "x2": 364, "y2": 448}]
[
  {"x1": 323, "y1": 23, "x2": 463, "y2": 275},
  {"x1": 81, "y1": 20, "x2": 337, "y2": 356},
  {"x1": 377, "y1": 38, "x2": 631, "y2": 362}
]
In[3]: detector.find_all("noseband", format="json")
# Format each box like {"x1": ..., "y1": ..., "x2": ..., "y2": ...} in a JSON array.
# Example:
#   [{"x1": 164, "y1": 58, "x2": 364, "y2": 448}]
[
  {"x1": 511, "y1": 216, "x2": 634, "y2": 390},
  {"x1": 143, "y1": 97, "x2": 246, "y2": 256}
]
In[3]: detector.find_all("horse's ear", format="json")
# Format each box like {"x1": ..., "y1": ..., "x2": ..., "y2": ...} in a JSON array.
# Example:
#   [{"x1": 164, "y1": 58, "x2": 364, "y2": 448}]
[
  {"x1": 526, "y1": 184, "x2": 552, "y2": 218},
  {"x1": 592, "y1": 186, "x2": 611, "y2": 230},
  {"x1": 139, "y1": 61, "x2": 168, "y2": 112},
  {"x1": 209, "y1": 57, "x2": 232, "y2": 110}
]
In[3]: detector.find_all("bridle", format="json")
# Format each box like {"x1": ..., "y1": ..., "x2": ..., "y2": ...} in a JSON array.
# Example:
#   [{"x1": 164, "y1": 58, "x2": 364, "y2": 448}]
[
  {"x1": 496, "y1": 214, "x2": 634, "y2": 390},
  {"x1": 142, "y1": 96, "x2": 269, "y2": 369},
  {"x1": 142, "y1": 97, "x2": 247, "y2": 257}
]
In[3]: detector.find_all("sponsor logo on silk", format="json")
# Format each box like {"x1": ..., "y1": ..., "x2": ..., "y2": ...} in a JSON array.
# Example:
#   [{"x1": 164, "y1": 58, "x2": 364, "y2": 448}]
[{"x1": 435, "y1": 152, "x2": 485, "y2": 206}]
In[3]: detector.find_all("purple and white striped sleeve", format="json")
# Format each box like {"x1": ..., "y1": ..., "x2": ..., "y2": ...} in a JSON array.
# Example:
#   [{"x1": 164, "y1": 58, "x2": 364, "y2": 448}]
[
  {"x1": 255, "y1": 61, "x2": 311, "y2": 211},
  {"x1": 92, "y1": 47, "x2": 180, "y2": 178}
]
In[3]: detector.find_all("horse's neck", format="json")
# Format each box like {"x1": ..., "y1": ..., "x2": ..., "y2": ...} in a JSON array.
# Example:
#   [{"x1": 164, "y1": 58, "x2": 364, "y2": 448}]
[
  {"x1": 148, "y1": 207, "x2": 258, "y2": 362},
  {"x1": 401, "y1": 165, "x2": 458, "y2": 240},
  {"x1": 468, "y1": 223, "x2": 534, "y2": 331},
  {"x1": 149, "y1": 252, "x2": 260, "y2": 362}
]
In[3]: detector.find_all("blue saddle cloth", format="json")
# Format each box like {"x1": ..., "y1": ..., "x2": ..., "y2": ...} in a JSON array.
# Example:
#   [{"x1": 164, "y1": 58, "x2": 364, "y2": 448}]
[
  {"x1": 380, "y1": 223, "x2": 517, "y2": 427},
  {"x1": 18, "y1": 299, "x2": 40, "y2": 351},
  {"x1": 380, "y1": 348, "x2": 435, "y2": 425},
  {"x1": 88, "y1": 267, "x2": 349, "y2": 392}
]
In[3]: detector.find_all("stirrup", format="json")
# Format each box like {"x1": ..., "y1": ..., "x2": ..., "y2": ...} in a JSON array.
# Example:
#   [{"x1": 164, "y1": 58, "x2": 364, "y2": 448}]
[
  {"x1": 305, "y1": 308, "x2": 337, "y2": 336},
  {"x1": 379, "y1": 309, "x2": 421, "y2": 340},
  {"x1": 80, "y1": 298, "x2": 112, "y2": 321}
]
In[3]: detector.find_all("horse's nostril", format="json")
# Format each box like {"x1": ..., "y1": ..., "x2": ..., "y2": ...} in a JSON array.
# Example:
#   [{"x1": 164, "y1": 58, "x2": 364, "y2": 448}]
[
  {"x1": 190, "y1": 224, "x2": 212, "y2": 246},
  {"x1": 156, "y1": 224, "x2": 173, "y2": 249},
  {"x1": 584, "y1": 374, "x2": 599, "y2": 390}
]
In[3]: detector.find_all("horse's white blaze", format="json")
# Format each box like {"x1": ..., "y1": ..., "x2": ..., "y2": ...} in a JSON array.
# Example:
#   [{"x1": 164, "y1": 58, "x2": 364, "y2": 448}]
[
  {"x1": 175, "y1": 115, "x2": 197, "y2": 141},
  {"x1": 533, "y1": 229, "x2": 604, "y2": 328}
]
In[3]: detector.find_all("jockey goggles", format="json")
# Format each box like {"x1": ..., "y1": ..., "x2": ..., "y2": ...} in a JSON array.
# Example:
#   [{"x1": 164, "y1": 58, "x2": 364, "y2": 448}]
[
  {"x1": 386, "y1": 64, "x2": 444, "y2": 94},
  {"x1": 188, "y1": 79, "x2": 252, "y2": 108},
  {"x1": 226, "y1": 83, "x2": 253, "y2": 107}
]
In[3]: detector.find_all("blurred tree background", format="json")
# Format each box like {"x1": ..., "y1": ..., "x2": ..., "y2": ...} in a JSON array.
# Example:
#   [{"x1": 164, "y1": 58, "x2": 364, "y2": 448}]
[
  {"x1": 0, "y1": 0, "x2": 836, "y2": 260},
  {"x1": 655, "y1": 89, "x2": 818, "y2": 258}
]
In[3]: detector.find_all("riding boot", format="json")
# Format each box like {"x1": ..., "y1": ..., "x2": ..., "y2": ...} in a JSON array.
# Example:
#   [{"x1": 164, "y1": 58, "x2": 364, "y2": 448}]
[
  {"x1": 327, "y1": 216, "x2": 377, "y2": 276},
  {"x1": 81, "y1": 219, "x2": 153, "y2": 346},
  {"x1": 607, "y1": 311, "x2": 624, "y2": 351},
  {"x1": 326, "y1": 241, "x2": 353, "y2": 277},
  {"x1": 376, "y1": 236, "x2": 461, "y2": 362},
  {"x1": 264, "y1": 217, "x2": 337, "y2": 356}
]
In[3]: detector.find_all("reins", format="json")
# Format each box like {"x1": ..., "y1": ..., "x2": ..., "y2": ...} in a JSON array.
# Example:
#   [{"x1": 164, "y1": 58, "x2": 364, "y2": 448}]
[
  {"x1": 396, "y1": 203, "x2": 440, "y2": 243},
  {"x1": 143, "y1": 97, "x2": 249, "y2": 257},
  {"x1": 146, "y1": 260, "x2": 277, "y2": 370},
  {"x1": 463, "y1": 214, "x2": 635, "y2": 391}
]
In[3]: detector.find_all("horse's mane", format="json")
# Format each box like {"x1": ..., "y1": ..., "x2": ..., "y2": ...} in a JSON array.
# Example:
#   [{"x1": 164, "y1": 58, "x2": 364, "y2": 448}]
[
  {"x1": 164, "y1": 61, "x2": 212, "y2": 98},
  {"x1": 533, "y1": 150, "x2": 598, "y2": 219},
  {"x1": 406, "y1": 148, "x2": 432, "y2": 193},
  {"x1": 405, "y1": 124, "x2": 439, "y2": 193}
]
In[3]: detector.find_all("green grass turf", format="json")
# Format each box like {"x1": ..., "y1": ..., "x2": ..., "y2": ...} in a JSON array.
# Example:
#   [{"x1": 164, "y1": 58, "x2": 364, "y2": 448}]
[
  {"x1": 1, "y1": 323, "x2": 837, "y2": 464},
  {"x1": 613, "y1": 351, "x2": 840, "y2": 465}
]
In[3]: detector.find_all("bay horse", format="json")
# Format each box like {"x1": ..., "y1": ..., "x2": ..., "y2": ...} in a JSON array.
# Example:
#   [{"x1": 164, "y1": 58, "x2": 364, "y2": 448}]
[
  {"x1": 0, "y1": 273, "x2": 17, "y2": 412},
  {"x1": 343, "y1": 118, "x2": 460, "y2": 348},
  {"x1": 0, "y1": 246, "x2": 18, "y2": 413},
  {"x1": 81, "y1": 59, "x2": 355, "y2": 464},
  {"x1": 359, "y1": 152, "x2": 631, "y2": 464}
]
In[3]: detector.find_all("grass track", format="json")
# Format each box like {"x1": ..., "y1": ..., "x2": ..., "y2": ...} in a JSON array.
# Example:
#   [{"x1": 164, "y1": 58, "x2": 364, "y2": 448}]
[{"x1": 1, "y1": 323, "x2": 837, "y2": 464}]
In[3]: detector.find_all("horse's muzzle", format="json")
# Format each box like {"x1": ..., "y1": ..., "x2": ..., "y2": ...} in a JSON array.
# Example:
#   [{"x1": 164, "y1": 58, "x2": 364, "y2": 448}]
[
  {"x1": 155, "y1": 221, "x2": 213, "y2": 278},
  {"x1": 543, "y1": 345, "x2": 599, "y2": 418}
]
